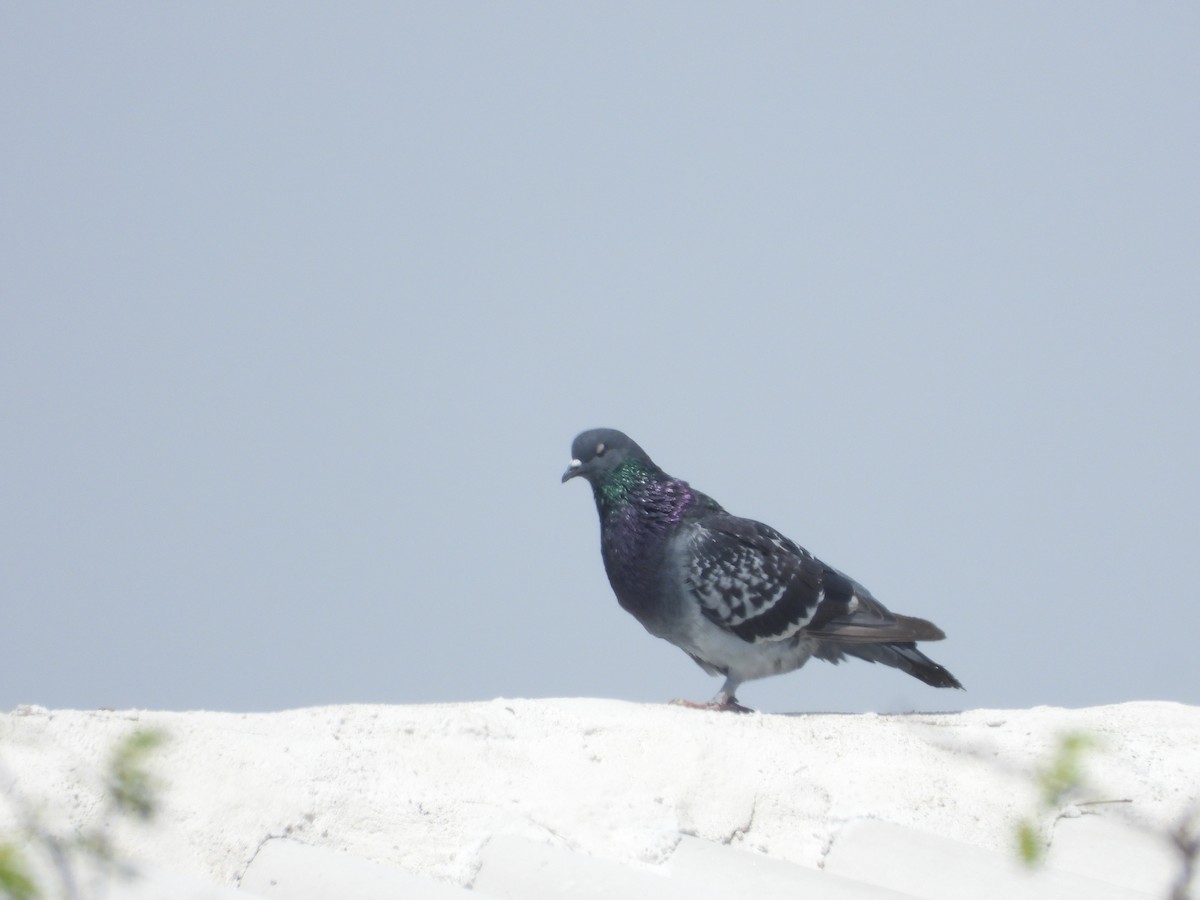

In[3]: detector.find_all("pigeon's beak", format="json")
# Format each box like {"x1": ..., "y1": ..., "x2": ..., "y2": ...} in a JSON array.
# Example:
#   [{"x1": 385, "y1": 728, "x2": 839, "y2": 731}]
[{"x1": 561, "y1": 459, "x2": 583, "y2": 483}]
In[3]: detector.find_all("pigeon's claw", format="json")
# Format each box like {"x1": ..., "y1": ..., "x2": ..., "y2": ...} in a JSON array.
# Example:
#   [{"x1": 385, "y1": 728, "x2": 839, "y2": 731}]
[{"x1": 670, "y1": 692, "x2": 754, "y2": 714}]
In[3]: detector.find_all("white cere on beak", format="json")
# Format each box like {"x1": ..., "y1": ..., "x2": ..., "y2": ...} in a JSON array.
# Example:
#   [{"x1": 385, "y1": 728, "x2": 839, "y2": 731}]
[{"x1": 568, "y1": 459, "x2": 582, "y2": 470}]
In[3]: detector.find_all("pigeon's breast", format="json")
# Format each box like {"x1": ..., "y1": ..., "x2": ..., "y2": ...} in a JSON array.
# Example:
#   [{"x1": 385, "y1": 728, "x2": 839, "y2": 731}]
[{"x1": 600, "y1": 507, "x2": 678, "y2": 632}]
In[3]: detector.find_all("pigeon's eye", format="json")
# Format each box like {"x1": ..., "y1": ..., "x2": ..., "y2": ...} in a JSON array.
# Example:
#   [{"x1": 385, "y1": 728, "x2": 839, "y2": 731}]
[{"x1": 595, "y1": 442, "x2": 606, "y2": 457}]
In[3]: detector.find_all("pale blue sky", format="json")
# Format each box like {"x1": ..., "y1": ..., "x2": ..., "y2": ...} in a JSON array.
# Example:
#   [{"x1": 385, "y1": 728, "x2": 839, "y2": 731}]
[{"x1": 2, "y1": 4, "x2": 1197, "y2": 713}]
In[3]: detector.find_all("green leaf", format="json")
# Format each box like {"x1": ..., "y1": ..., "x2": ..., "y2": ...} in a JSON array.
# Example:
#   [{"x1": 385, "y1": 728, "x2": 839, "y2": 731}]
[
  {"x1": 1037, "y1": 731, "x2": 1096, "y2": 806},
  {"x1": 1016, "y1": 820, "x2": 1043, "y2": 867},
  {"x1": 0, "y1": 844, "x2": 39, "y2": 900},
  {"x1": 107, "y1": 728, "x2": 168, "y2": 820}
]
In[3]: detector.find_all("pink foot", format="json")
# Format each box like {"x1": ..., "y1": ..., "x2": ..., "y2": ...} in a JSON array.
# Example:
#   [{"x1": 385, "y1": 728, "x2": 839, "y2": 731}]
[{"x1": 670, "y1": 696, "x2": 754, "y2": 714}]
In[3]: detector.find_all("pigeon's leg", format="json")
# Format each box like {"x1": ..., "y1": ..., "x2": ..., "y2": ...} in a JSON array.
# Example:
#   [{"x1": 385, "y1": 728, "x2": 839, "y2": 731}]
[{"x1": 670, "y1": 678, "x2": 754, "y2": 713}]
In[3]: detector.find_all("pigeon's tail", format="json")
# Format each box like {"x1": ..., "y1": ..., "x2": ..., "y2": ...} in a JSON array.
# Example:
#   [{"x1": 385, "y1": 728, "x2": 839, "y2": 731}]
[
  {"x1": 814, "y1": 640, "x2": 964, "y2": 690},
  {"x1": 809, "y1": 610, "x2": 947, "y2": 644}
]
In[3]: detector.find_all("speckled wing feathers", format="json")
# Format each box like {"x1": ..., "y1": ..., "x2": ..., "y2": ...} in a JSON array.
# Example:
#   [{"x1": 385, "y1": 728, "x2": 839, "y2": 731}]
[
  {"x1": 682, "y1": 516, "x2": 828, "y2": 643},
  {"x1": 681, "y1": 514, "x2": 947, "y2": 646}
]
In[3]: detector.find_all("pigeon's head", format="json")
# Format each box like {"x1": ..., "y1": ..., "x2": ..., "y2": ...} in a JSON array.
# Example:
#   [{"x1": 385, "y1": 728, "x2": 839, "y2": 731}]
[{"x1": 562, "y1": 428, "x2": 653, "y2": 485}]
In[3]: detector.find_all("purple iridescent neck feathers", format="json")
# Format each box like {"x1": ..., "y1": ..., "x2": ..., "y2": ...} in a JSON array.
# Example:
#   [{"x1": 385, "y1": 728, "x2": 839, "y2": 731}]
[{"x1": 593, "y1": 462, "x2": 721, "y2": 618}]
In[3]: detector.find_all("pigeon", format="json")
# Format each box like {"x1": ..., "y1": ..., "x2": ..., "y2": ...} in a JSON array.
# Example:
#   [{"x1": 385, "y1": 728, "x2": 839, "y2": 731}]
[{"x1": 562, "y1": 428, "x2": 963, "y2": 712}]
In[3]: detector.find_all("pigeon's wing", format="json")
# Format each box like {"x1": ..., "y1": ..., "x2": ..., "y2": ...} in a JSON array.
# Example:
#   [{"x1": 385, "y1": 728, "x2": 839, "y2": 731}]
[
  {"x1": 804, "y1": 564, "x2": 948, "y2": 643},
  {"x1": 681, "y1": 515, "x2": 829, "y2": 643},
  {"x1": 682, "y1": 515, "x2": 946, "y2": 645}
]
